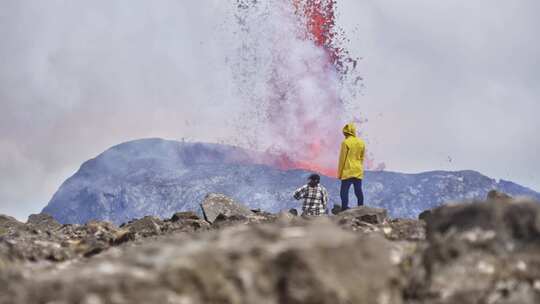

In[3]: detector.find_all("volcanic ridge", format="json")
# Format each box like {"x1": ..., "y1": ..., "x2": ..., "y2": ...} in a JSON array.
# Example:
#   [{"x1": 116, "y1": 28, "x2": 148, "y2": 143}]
[{"x1": 42, "y1": 138, "x2": 540, "y2": 225}]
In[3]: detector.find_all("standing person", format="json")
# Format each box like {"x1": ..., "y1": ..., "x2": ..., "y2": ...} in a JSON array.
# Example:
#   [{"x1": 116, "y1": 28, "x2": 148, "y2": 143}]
[
  {"x1": 337, "y1": 123, "x2": 365, "y2": 211},
  {"x1": 293, "y1": 174, "x2": 329, "y2": 216}
]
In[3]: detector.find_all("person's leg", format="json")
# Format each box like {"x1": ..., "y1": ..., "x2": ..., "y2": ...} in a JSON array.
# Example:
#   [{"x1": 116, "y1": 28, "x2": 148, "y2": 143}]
[
  {"x1": 340, "y1": 179, "x2": 352, "y2": 210},
  {"x1": 353, "y1": 178, "x2": 364, "y2": 206}
]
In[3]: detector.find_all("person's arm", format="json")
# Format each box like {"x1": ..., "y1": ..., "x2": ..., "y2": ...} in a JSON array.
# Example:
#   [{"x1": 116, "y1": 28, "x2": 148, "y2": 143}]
[
  {"x1": 337, "y1": 142, "x2": 348, "y2": 179},
  {"x1": 322, "y1": 187, "x2": 329, "y2": 213},
  {"x1": 293, "y1": 185, "x2": 306, "y2": 200},
  {"x1": 360, "y1": 141, "x2": 365, "y2": 165}
]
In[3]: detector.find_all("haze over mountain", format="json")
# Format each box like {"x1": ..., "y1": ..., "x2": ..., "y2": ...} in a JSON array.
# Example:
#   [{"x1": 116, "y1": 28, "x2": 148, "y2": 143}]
[{"x1": 42, "y1": 139, "x2": 540, "y2": 225}]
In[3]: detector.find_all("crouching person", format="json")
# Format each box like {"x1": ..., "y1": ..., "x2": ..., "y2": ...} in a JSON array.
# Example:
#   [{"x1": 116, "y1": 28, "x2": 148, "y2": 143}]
[{"x1": 293, "y1": 174, "x2": 329, "y2": 216}]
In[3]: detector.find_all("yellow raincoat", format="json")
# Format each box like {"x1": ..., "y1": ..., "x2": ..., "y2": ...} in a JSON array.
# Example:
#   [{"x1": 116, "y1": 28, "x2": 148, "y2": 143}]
[{"x1": 337, "y1": 123, "x2": 365, "y2": 180}]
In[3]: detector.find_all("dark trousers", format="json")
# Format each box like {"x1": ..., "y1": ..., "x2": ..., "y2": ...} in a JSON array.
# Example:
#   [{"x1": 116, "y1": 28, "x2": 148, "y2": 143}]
[{"x1": 340, "y1": 178, "x2": 364, "y2": 209}]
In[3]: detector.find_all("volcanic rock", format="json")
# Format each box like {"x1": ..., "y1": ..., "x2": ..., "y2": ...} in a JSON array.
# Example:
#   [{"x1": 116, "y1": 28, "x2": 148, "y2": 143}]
[
  {"x1": 337, "y1": 206, "x2": 388, "y2": 224},
  {"x1": 211, "y1": 213, "x2": 250, "y2": 229},
  {"x1": 170, "y1": 211, "x2": 200, "y2": 222},
  {"x1": 0, "y1": 226, "x2": 74, "y2": 263},
  {"x1": 27, "y1": 213, "x2": 62, "y2": 231},
  {"x1": 418, "y1": 209, "x2": 431, "y2": 221},
  {"x1": 425, "y1": 199, "x2": 540, "y2": 247},
  {"x1": 0, "y1": 217, "x2": 148, "y2": 263},
  {"x1": 384, "y1": 219, "x2": 426, "y2": 241},
  {"x1": 200, "y1": 193, "x2": 254, "y2": 223},
  {"x1": 0, "y1": 219, "x2": 404, "y2": 304},
  {"x1": 281, "y1": 210, "x2": 295, "y2": 218},
  {"x1": 330, "y1": 207, "x2": 426, "y2": 241},
  {"x1": 331, "y1": 204, "x2": 343, "y2": 215},
  {"x1": 6, "y1": 193, "x2": 540, "y2": 304},
  {"x1": 487, "y1": 189, "x2": 512, "y2": 201},
  {"x1": 0, "y1": 215, "x2": 24, "y2": 233},
  {"x1": 211, "y1": 210, "x2": 279, "y2": 230},
  {"x1": 276, "y1": 209, "x2": 297, "y2": 223},
  {"x1": 405, "y1": 198, "x2": 540, "y2": 303},
  {"x1": 122, "y1": 216, "x2": 163, "y2": 238},
  {"x1": 166, "y1": 218, "x2": 211, "y2": 234}
]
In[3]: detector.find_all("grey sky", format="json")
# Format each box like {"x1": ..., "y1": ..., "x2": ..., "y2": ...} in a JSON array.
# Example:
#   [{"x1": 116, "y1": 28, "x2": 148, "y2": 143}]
[{"x1": 1, "y1": 0, "x2": 539, "y2": 220}]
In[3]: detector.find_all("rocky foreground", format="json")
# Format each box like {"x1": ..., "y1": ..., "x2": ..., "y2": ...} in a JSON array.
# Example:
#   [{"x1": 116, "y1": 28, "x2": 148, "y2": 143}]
[{"x1": 1, "y1": 193, "x2": 540, "y2": 304}]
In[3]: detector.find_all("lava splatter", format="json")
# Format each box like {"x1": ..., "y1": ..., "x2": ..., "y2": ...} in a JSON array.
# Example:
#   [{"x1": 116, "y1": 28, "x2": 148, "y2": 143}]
[{"x1": 229, "y1": 0, "x2": 384, "y2": 176}]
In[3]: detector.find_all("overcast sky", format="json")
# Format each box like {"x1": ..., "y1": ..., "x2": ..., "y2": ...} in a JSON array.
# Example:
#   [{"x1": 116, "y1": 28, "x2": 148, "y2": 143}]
[{"x1": 1, "y1": 0, "x2": 539, "y2": 220}]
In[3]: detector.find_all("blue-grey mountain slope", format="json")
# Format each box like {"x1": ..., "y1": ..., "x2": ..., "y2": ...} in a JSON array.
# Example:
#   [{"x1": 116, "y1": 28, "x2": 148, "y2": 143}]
[{"x1": 42, "y1": 138, "x2": 540, "y2": 225}]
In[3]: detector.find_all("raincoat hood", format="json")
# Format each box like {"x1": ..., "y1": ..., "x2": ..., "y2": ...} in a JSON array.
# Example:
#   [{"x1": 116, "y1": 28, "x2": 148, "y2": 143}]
[{"x1": 342, "y1": 123, "x2": 356, "y2": 137}]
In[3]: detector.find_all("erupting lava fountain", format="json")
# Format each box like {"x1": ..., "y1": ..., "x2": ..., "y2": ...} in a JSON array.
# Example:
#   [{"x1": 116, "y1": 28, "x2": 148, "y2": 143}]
[{"x1": 230, "y1": 0, "x2": 384, "y2": 176}]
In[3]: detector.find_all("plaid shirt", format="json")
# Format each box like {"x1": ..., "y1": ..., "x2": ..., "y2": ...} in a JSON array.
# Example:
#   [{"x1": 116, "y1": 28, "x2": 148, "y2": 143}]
[{"x1": 293, "y1": 184, "x2": 329, "y2": 216}]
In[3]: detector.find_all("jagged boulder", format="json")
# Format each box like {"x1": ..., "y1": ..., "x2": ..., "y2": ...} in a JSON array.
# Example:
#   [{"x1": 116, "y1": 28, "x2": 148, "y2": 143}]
[
  {"x1": 384, "y1": 219, "x2": 426, "y2": 241},
  {"x1": 0, "y1": 215, "x2": 24, "y2": 234},
  {"x1": 121, "y1": 216, "x2": 163, "y2": 238},
  {"x1": 425, "y1": 199, "x2": 540, "y2": 248},
  {"x1": 405, "y1": 199, "x2": 540, "y2": 303},
  {"x1": 27, "y1": 213, "x2": 62, "y2": 231},
  {"x1": 338, "y1": 206, "x2": 388, "y2": 224},
  {"x1": 164, "y1": 211, "x2": 211, "y2": 233},
  {"x1": 211, "y1": 213, "x2": 250, "y2": 229},
  {"x1": 72, "y1": 221, "x2": 126, "y2": 257},
  {"x1": 333, "y1": 206, "x2": 389, "y2": 233},
  {"x1": 331, "y1": 207, "x2": 426, "y2": 241},
  {"x1": 211, "y1": 210, "x2": 278, "y2": 230},
  {"x1": 1, "y1": 214, "x2": 72, "y2": 262},
  {"x1": 487, "y1": 189, "x2": 512, "y2": 201},
  {"x1": 0, "y1": 227, "x2": 75, "y2": 263},
  {"x1": 418, "y1": 209, "x2": 431, "y2": 221},
  {"x1": 170, "y1": 211, "x2": 200, "y2": 222},
  {"x1": 200, "y1": 193, "x2": 254, "y2": 223}
]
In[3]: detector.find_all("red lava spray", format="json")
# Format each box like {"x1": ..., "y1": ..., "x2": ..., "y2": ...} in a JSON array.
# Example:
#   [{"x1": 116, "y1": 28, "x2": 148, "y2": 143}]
[{"x1": 231, "y1": 0, "x2": 384, "y2": 176}]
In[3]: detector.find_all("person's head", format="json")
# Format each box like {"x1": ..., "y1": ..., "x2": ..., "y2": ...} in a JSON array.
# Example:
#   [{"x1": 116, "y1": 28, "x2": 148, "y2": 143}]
[
  {"x1": 308, "y1": 174, "x2": 320, "y2": 187},
  {"x1": 342, "y1": 123, "x2": 357, "y2": 138}
]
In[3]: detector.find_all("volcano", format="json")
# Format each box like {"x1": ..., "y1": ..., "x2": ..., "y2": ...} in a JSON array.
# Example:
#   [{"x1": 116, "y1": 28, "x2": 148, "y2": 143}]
[{"x1": 42, "y1": 138, "x2": 540, "y2": 225}]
